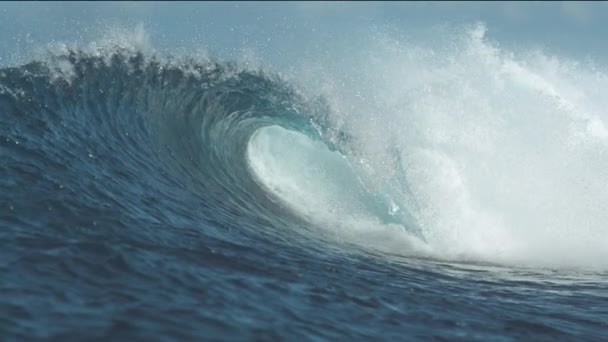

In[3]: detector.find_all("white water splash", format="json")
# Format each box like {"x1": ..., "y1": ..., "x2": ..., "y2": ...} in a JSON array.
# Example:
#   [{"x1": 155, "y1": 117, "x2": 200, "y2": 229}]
[{"x1": 278, "y1": 23, "x2": 608, "y2": 270}]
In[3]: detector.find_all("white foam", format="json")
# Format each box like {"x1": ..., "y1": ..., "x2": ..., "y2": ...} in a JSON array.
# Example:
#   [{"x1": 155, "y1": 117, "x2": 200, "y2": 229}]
[
  {"x1": 247, "y1": 125, "x2": 430, "y2": 257},
  {"x1": 284, "y1": 23, "x2": 608, "y2": 270}
]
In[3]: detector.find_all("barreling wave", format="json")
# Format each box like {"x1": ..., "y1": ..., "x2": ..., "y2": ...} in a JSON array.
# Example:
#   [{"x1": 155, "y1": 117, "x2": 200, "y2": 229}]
[
  {"x1": 3, "y1": 24, "x2": 608, "y2": 271},
  {"x1": 0, "y1": 48, "x2": 424, "y2": 264}
]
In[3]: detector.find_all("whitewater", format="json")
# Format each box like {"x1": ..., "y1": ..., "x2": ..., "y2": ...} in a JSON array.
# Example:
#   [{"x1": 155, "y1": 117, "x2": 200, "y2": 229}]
[{"x1": 1, "y1": 3, "x2": 607, "y2": 340}]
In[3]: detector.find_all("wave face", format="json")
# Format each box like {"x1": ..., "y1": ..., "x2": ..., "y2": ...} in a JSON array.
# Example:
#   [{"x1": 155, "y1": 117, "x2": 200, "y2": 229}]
[
  {"x1": 1, "y1": 50, "x2": 324, "y2": 237},
  {"x1": 2, "y1": 26, "x2": 608, "y2": 340}
]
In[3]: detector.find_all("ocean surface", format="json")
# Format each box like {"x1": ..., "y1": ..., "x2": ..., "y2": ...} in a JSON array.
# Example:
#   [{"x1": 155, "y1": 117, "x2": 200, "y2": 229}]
[{"x1": 1, "y1": 3, "x2": 608, "y2": 341}]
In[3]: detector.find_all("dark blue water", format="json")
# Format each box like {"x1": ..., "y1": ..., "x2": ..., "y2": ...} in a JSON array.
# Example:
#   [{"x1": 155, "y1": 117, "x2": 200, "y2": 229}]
[{"x1": 1, "y1": 49, "x2": 607, "y2": 341}]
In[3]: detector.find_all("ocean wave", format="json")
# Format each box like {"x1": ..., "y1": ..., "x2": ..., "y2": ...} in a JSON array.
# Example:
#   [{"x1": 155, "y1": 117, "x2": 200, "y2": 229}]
[{"x1": 3, "y1": 25, "x2": 608, "y2": 271}]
